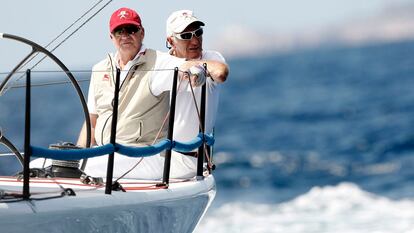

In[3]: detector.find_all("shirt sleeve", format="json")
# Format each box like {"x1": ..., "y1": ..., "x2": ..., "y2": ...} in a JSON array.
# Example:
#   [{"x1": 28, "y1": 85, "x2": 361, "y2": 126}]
[
  {"x1": 202, "y1": 50, "x2": 226, "y2": 64},
  {"x1": 150, "y1": 51, "x2": 185, "y2": 96}
]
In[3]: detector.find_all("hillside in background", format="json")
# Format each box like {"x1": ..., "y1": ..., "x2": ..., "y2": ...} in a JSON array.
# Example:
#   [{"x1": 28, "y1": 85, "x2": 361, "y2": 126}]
[{"x1": 215, "y1": 2, "x2": 414, "y2": 58}]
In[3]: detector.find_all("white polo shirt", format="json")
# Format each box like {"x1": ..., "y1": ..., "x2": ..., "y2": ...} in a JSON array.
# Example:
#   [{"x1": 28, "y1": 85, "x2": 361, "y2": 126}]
[{"x1": 171, "y1": 50, "x2": 226, "y2": 142}]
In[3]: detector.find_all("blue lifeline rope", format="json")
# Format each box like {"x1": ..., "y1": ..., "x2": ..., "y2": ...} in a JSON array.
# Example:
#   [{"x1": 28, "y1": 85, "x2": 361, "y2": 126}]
[
  {"x1": 30, "y1": 133, "x2": 214, "y2": 160},
  {"x1": 174, "y1": 133, "x2": 214, "y2": 152},
  {"x1": 116, "y1": 139, "x2": 172, "y2": 157},
  {"x1": 31, "y1": 144, "x2": 115, "y2": 160}
]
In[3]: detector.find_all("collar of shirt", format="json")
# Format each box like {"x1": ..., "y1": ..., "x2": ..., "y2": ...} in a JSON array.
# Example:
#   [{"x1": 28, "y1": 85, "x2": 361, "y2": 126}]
[
  {"x1": 168, "y1": 49, "x2": 202, "y2": 60},
  {"x1": 114, "y1": 45, "x2": 147, "y2": 83}
]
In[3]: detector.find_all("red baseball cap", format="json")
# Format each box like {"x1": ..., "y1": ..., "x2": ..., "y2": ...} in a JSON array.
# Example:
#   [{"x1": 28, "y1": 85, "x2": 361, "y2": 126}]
[{"x1": 109, "y1": 7, "x2": 142, "y2": 32}]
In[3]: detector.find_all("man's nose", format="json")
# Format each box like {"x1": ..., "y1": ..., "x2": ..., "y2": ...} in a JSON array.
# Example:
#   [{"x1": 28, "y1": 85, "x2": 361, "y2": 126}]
[
  {"x1": 120, "y1": 32, "x2": 131, "y2": 38},
  {"x1": 190, "y1": 35, "x2": 201, "y2": 44}
]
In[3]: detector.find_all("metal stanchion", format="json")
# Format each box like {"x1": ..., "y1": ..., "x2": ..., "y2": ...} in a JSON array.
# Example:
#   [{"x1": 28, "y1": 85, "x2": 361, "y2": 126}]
[
  {"x1": 161, "y1": 67, "x2": 179, "y2": 186},
  {"x1": 196, "y1": 63, "x2": 207, "y2": 179},
  {"x1": 23, "y1": 69, "x2": 31, "y2": 199},
  {"x1": 105, "y1": 68, "x2": 121, "y2": 194}
]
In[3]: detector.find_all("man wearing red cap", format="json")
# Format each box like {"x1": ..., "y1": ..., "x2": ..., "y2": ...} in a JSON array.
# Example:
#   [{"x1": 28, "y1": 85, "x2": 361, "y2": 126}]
[
  {"x1": 76, "y1": 7, "x2": 228, "y2": 179},
  {"x1": 165, "y1": 10, "x2": 229, "y2": 178}
]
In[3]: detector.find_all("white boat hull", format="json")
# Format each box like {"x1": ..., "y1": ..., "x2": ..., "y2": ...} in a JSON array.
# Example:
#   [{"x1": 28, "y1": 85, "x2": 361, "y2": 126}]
[{"x1": 0, "y1": 175, "x2": 216, "y2": 233}]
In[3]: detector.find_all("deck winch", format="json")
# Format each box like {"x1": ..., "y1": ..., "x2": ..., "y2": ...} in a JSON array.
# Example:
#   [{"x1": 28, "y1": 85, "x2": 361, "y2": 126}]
[{"x1": 47, "y1": 142, "x2": 84, "y2": 178}]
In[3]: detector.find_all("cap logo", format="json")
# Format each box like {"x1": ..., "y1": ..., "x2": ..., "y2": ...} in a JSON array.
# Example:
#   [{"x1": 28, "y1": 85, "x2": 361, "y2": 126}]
[
  {"x1": 181, "y1": 12, "x2": 192, "y2": 19},
  {"x1": 118, "y1": 10, "x2": 129, "y2": 19}
]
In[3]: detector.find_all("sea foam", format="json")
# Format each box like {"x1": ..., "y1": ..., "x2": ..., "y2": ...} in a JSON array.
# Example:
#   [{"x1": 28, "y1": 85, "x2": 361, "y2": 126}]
[{"x1": 196, "y1": 182, "x2": 414, "y2": 233}]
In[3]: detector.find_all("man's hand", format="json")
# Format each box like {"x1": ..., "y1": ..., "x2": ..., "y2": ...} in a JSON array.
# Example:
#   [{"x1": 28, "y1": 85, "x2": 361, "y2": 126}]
[{"x1": 188, "y1": 64, "x2": 206, "y2": 87}]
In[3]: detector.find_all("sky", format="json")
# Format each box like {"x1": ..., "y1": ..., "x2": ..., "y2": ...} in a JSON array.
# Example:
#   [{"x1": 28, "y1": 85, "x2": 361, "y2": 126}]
[{"x1": 0, "y1": 0, "x2": 413, "y2": 72}]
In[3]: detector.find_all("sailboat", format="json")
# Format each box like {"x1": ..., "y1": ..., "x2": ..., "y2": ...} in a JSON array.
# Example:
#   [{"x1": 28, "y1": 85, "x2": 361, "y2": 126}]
[{"x1": 0, "y1": 33, "x2": 216, "y2": 233}]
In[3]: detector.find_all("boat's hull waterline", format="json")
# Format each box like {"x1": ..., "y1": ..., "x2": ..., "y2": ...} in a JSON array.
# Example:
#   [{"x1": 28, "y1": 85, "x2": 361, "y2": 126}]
[{"x1": 0, "y1": 175, "x2": 216, "y2": 233}]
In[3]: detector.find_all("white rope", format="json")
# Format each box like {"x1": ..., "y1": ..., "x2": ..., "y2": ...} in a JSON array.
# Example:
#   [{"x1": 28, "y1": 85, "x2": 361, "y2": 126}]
[{"x1": 0, "y1": 152, "x2": 24, "y2": 157}]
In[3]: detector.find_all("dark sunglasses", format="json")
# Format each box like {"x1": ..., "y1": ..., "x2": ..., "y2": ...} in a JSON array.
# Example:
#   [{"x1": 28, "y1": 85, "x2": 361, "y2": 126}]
[
  {"x1": 112, "y1": 25, "x2": 140, "y2": 37},
  {"x1": 174, "y1": 28, "x2": 203, "y2": 40}
]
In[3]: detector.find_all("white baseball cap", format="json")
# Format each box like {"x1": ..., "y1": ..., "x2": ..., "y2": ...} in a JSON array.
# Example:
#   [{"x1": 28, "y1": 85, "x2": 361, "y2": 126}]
[{"x1": 166, "y1": 10, "x2": 205, "y2": 37}]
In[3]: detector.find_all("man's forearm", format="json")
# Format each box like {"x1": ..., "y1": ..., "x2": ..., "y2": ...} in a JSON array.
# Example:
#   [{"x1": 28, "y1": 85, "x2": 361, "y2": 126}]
[
  {"x1": 76, "y1": 114, "x2": 97, "y2": 147},
  {"x1": 204, "y1": 60, "x2": 228, "y2": 83},
  {"x1": 181, "y1": 60, "x2": 229, "y2": 83}
]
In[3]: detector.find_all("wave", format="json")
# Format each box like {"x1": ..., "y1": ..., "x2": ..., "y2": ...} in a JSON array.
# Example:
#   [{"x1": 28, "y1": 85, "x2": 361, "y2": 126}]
[{"x1": 196, "y1": 182, "x2": 414, "y2": 233}]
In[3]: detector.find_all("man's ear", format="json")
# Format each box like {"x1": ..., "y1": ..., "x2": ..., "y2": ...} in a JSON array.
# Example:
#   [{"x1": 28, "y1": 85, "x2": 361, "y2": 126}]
[{"x1": 167, "y1": 37, "x2": 174, "y2": 47}]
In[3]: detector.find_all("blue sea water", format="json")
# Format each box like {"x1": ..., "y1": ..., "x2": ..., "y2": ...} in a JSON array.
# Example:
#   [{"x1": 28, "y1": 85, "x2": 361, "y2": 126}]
[{"x1": 1, "y1": 40, "x2": 414, "y2": 232}]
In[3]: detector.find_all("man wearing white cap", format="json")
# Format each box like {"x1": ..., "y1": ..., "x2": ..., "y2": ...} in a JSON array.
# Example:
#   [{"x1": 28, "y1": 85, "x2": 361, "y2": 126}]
[{"x1": 166, "y1": 10, "x2": 229, "y2": 178}]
